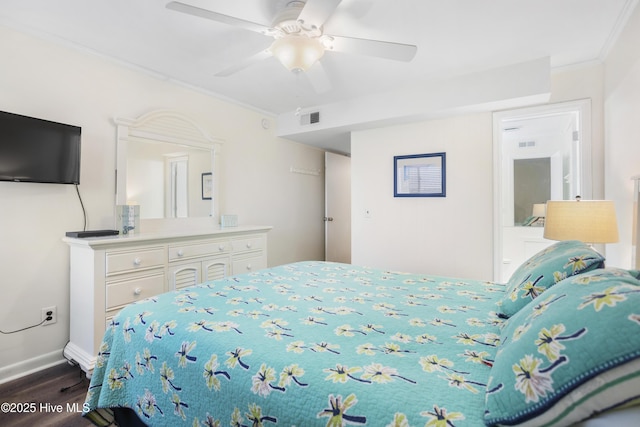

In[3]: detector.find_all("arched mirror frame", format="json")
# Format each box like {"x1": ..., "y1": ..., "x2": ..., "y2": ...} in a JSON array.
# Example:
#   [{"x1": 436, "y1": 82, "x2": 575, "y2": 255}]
[
  {"x1": 492, "y1": 99, "x2": 592, "y2": 282},
  {"x1": 115, "y1": 110, "x2": 223, "y2": 230}
]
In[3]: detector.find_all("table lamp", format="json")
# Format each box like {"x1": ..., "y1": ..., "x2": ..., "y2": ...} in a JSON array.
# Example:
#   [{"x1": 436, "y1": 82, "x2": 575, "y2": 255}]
[{"x1": 543, "y1": 198, "x2": 619, "y2": 244}]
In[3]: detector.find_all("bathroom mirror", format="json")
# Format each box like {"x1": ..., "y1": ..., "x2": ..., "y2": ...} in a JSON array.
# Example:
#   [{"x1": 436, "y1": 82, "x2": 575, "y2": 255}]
[{"x1": 115, "y1": 110, "x2": 222, "y2": 220}]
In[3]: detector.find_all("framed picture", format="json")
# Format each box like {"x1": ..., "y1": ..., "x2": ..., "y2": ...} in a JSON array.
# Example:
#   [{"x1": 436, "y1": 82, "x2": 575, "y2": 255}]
[
  {"x1": 201, "y1": 172, "x2": 212, "y2": 200},
  {"x1": 394, "y1": 152, "x2": 446, "y2": 197}
]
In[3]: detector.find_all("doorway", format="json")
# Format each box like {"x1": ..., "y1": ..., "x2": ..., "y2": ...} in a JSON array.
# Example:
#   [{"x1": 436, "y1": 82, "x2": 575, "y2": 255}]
[
  {"x1": 325, "y1": 152, "x2": 351, "y2": 263},
  {"x1": 167, "y1": 156, "x2": 189, "y2": 218},
  {"x1": 493, "y1": 100, "x2": 592, "y2": 282}
]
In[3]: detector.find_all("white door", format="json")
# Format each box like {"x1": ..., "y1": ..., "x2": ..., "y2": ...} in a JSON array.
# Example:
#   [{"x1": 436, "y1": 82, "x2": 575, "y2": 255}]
[{"x1": 325, "y1": 152, "x2": 351, "y2": 263}]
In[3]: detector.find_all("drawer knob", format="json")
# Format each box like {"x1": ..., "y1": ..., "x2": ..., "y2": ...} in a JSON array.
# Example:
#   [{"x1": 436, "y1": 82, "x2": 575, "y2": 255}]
[
  {"x1": 246, "y1": 243, "x2": 252, "y2": 249},
  {"x1": 246, "y1": 264, "x2": 252, "y2": 270},
  {"x1": 177, "y1": 249, "x2": 184, "y2": 257},
  {"x1": 133, "y1": 257, "x2": 141, "y2": 266},
  {"x1": 134, "y1": 287, "x2": 142, "y2": 295},
  {"x1": 218, "y1": 245, "x2": 225, "y2": 251}
]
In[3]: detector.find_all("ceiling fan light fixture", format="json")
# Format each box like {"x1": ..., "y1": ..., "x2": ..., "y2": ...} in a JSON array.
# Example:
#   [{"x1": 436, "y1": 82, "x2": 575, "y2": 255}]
[{"x1": 270, "y1": 35, "x2": 325, "y2": 72}]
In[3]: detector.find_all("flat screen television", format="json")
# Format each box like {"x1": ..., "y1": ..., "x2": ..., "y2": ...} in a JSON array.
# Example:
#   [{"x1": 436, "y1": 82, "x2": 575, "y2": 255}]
[{"x1": 0, "y1": 110, "x2": 81, "y2": 184}]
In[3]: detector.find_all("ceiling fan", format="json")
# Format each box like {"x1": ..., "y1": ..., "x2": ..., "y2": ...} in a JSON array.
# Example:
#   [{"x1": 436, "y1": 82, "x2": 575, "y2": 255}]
[{"x1": 166, "y1": 0, "x2": 417, "y2": 89}]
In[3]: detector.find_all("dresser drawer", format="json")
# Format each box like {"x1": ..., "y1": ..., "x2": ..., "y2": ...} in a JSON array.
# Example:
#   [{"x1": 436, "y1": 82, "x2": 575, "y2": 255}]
[
  {"x1": 106, "y1": 273, "x2": 165, "y2": 310},
  {"x1": 232, "y1": 235, "x2": 264, "y2": 253},
  {"x1": 106, "y1": 247, "x2": 165, "y2": 276},
  {"x1": 168, "y1": 240, "x2": 231, "y2": 261},
  {"x1": 232, "y1": 254, "x2": 266, "y2": 274}
]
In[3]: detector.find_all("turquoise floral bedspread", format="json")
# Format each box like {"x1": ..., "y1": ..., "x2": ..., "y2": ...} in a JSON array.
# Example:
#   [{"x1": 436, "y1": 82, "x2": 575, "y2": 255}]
[{"x1": 84, "y1": 261, "x2": 506, "y2": 426}]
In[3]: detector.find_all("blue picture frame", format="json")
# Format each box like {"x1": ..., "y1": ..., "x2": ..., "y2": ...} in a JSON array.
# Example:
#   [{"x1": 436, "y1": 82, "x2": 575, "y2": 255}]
[{"x1": 394, "y1": 152, "x2": 446, "y2": 197}]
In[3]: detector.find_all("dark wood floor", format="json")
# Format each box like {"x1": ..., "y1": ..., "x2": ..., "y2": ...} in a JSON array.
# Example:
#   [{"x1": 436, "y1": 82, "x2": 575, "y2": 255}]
[{"x1": 0, "y1": 362, "x2": 93, "y2": 427}]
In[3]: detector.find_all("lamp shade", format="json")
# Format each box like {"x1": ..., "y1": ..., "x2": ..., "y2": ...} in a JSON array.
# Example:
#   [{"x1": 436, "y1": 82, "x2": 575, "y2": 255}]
[
  {"x1": 270, "y1": 35, "x2": 325, "y2": 72},
  {"x1": 544, "y1": 200, "x2": 619, "y2": 243},
  {"x1": 532, "y1": 203, "x2": 546, "y2": 217}
]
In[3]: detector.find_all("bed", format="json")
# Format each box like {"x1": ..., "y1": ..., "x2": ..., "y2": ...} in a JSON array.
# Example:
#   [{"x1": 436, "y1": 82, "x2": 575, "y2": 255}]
[{"x1": 83, "y1": 240, "x2": 640, "y2": 427}]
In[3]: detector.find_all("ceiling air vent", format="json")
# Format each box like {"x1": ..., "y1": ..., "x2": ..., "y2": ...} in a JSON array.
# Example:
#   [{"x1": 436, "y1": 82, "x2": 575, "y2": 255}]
[
  {"x1": 300, "y1": 111, "x2": 320, "y2": 125},
  {"x1": 518, "y1": 140, "x2": 536, "y2": 148}
]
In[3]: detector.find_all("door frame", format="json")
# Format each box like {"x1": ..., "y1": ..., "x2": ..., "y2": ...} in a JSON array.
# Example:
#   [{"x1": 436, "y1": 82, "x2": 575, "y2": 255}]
[{"x1": 492, "y1": 99, "x2": 592, "y2": 281}]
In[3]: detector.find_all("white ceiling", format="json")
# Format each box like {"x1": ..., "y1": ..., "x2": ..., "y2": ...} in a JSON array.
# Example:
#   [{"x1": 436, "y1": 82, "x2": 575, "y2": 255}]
[{"x1": 0, "y1": 0, "x2": 636, "y2": 152}]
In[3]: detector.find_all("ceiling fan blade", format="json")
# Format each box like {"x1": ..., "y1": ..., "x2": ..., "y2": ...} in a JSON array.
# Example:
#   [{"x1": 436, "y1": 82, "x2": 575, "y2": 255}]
[
  {"x1": 215, "y1": 50, "x2": 273, "y2": 77},
  {"x1": 166, "y1": 1, "x2": 271, "y2": 34},
  {"x1": 328, "y1": 35, "x2": 417, "y2": 62},
  {"x1": 297, "y1": 0, "x2": 342, "y2": 30},
  {"x1": 305, "y1": 61, "x2": 332, "y2": 94}
]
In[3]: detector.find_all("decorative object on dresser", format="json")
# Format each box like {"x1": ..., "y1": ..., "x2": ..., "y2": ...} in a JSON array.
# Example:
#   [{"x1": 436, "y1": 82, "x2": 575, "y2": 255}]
[
  {"x1": 63, "y1": 226, "x2": 271, "y2": 376},
  {"x1": 220, "y1": 214, "x2": 238, "y2": 228},
  {"x1": 115, "y1": 204, "x2": 140, "y2": 235}
]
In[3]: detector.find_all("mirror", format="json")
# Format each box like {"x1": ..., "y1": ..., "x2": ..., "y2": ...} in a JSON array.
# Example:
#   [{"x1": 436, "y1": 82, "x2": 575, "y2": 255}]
[
  {"x1": 115, "y1": 110, "x2": 222, "y2": 220},
  {"x1": 125, "y1": 140, "x2": 212, "y2": 219},
  {"x1": 513, "y1": 157, "x2": 551, "y2": 224}
]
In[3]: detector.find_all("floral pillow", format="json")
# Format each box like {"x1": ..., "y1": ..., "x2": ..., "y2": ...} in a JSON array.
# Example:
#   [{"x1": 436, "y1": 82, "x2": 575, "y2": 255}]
[
  {"x1": 498, "y1": 240, "x2": 605, "y2": 318},
  {"x1": 484, "y1": 269, "x2": 640, "y2": 426}
]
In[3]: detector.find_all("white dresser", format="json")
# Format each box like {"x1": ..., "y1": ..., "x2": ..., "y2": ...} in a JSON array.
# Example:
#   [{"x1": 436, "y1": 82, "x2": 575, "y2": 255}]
[{"x1": 63, "y1": 225, "x2": 271, "y2": 376}]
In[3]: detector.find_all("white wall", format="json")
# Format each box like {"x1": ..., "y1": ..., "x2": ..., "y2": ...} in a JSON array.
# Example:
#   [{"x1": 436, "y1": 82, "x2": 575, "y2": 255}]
[
  {"x1": 603, "y1": 3, "x2": 640, "y2": 269},
  {"x1": 0, "y1": 25, "x2": 325, "y2": 381},
  {"x1": 351, "y1": 64, "x2": 607, "y2": 281},
  {"x1": 352, "y1": 113, "x2": 494, "y2": 280}
]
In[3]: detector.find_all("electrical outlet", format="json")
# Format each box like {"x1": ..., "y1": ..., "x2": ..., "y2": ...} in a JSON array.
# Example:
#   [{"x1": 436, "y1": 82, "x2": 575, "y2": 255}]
[{"x1": 41, "y1": 306, "x2": 57, "y2": 326}]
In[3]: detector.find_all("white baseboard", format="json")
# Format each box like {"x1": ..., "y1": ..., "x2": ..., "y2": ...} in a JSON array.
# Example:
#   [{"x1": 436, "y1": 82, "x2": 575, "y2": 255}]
[{"x1": 0, "y1": 350, "x2": 67, "y2": 385}]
